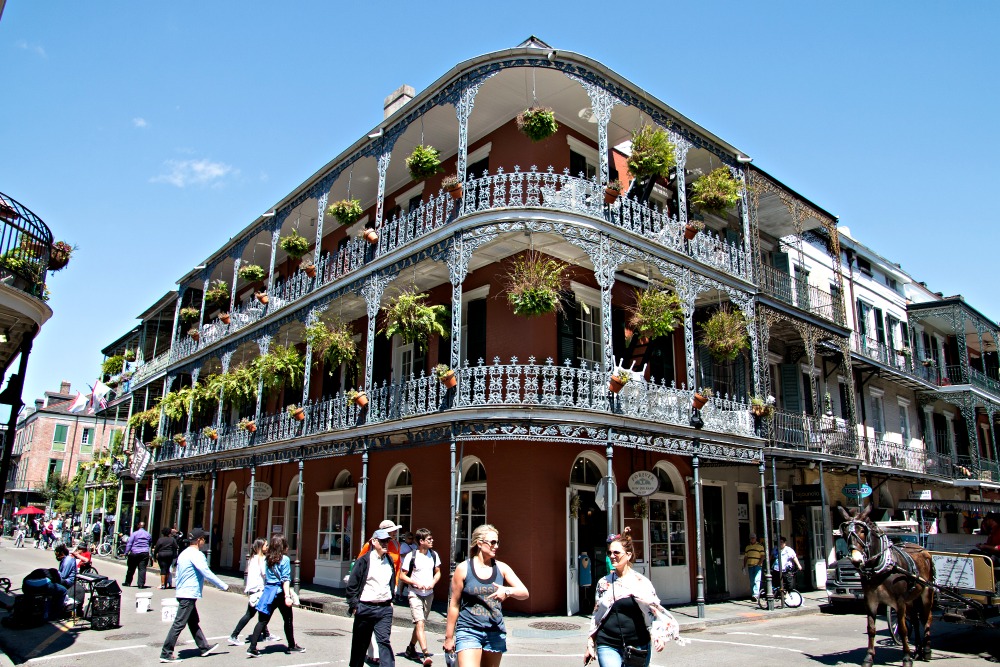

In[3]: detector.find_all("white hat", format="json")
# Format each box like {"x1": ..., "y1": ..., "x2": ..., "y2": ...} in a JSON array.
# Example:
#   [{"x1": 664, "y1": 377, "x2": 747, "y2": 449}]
[{"x1": 378, "y1": 520, "x2": 403, "y2": 533}]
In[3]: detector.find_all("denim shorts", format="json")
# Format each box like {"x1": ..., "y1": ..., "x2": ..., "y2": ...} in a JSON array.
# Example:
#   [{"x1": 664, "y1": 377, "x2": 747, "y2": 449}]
[{"x1": 455, "y1": 626, "x2": 507, "y2": 653}]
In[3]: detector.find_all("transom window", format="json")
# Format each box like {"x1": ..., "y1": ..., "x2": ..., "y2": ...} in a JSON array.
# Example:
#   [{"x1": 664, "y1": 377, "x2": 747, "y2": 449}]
[
  {"x1": 570, "y1": 457, "x2": 602, "y2": 485},
  {"x1": 456, "y1": 459, "x2": 486, "y2": 563}
]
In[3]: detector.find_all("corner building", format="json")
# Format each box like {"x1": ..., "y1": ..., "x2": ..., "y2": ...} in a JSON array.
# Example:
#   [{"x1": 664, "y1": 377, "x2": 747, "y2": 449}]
[{"x1": 103, "y1": 37, "x2": 866, "y2": 614}]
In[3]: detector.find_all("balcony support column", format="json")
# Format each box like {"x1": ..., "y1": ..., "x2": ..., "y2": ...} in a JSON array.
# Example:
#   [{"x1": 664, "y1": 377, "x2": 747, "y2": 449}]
[
  {"x1": 198, "y1": 272, "x2": 210, "y2": 331},
  {"x1": 245, "y1": 467, "x2": 255, "y2": 572},
  {"x1": 759, "y1": 459, "x2": 774, "y2": 610},
  {"x1": 230, "y1": 257, "x2": 241, "y2": 313},
  {"x1": 169, "y1": 286, "x2": 186, "y2": 355},
  {"x1": 218, "y1": 351, "x2": 232, "y2": 428},
  {"x1": 301, "y1": 307, "x2": 326, "y2": 407},
  {"x1": 944, "y1": 411, "x2": 957, "y2": 462},
  {"x1": 158, "y1": 374, "x2": 174, "y2": 437},
  {"x1": 669, "y1": 136, "x2": 692, "y2": 228},
  {"x1": 736, "y1": 167, "x2": 753, "y2": 283},
  {"x1": 176, "y1": 474, "x2": 185, "y2": 534},
  {"x1": 692, "y1": 453, "x2": 705, "y2": 618},
  {"x1": 148, "y1": 474, "x2": 158, "y2": 536},
  {"x1": 959, "y1": 401, "x2": 981, "y2": 471},
  {"x1": 265, "y1": 221, "x2": 281, "y2": 296},
  {"x1": 680, "y1": 286, "x2": 697, "y2": 391},
  {"x1": 185, "y1": 367, "x2": 200, "y2": 437},
  {"x1": 375, "y1": 151, "x2": 391, "y2": 226},
  {"x1": 293, "y1": 457, "x2": 304, "y2": 594},
  {"x1": 572, "y1": 78, "x2": 618, "y2": 185},
  {"x1": 254, "y1": 335, "x2": 272, "y2": 423},
  {"x1": 314, "y1": 193, "x2": 328, "y2": 276},
  {"x1": 207, "y1": 468, "x2": 217, "y2": 564},
  {"x1": 361, "y1": 274, "x2": 392, "y2": 392}
]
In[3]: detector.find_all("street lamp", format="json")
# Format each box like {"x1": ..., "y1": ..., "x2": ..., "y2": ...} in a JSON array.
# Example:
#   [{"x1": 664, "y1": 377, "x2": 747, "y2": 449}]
[
  {"x1": 690, "y1": 405, "x2": 705, "y2": 618},
  {"x1": 71, "y1": 483, "x2": 80, "y2": 539}
]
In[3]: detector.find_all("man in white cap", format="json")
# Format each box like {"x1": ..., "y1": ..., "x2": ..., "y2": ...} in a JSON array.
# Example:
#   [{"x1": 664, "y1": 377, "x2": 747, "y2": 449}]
[
  {"x1": 357, "y1": 520, "x2": 403, "y2": 664},
  {"x1": 347, "y1": 528, "x2": 398, "y2": 667}
]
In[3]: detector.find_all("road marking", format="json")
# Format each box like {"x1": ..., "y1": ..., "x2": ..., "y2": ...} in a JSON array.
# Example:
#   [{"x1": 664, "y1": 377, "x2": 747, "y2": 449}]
[
  {"x1": 684, "y1": 637, "x2": 805, "y2": 653},
  {"x1": 728, "y1": 631, "x2": 817, "y2": 641},
  {"x1": 25, "y1": 621, "x2": 72, "y2": 658},
  {"x1": 282, "y1": 663, "x2": 331, "y2": 667},
  {"x1": 28, "y1": 645, "x2": 147, "y2": 662}
]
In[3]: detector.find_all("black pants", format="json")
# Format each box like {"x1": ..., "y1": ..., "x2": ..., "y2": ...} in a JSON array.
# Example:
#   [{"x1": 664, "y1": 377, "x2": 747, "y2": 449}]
[
  {"x1": 232, "y1": 602, "x2": 273, "y2": 639},
  {"x1": 160, "y1": 598, "x2": 210, "y2": 658},
  {"x1": 349, "y1": 602, "x2": 394, "y2": 667},
  {"x1": 249, "y1": 600, "x2": 294, "y2": 651},
  {"x1": 124, "y1": 553, "x2": 147, "y2": 587}
]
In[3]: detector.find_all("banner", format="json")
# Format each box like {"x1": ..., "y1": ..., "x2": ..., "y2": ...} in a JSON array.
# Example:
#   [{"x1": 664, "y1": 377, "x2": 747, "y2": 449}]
[{"x1": 130, "y1": 437, "x2": 152, "y2": 482}]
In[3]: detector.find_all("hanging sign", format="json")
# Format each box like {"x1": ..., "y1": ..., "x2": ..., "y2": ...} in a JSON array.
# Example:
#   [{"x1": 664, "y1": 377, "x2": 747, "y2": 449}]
[
  {"x1": 595, "y1": 477, "x2": 618, "y2": 511},
  {"x1": 627, "y1": 471, "x2": 658, "y2": 497},
  {"x1": 842, "y1": 483, "x2": 872, "y2": 499},
  {"x1": 245, "y1": 482, "x2": 272, "y2": 501}
]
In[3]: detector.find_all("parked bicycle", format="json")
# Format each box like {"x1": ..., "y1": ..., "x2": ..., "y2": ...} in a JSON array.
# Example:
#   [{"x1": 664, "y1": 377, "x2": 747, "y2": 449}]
[
  {"x1": 96, "y1": 533, "x2": 126, "y2": 559},
  {"x1": 757, "y1": 570, "x2": 803, "y2": 609}
]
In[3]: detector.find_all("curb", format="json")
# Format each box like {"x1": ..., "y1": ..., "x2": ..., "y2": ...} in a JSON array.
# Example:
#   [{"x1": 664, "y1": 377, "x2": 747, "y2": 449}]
[{"x1": 674, "y1": 603, "x2": 822, "y2": 632}]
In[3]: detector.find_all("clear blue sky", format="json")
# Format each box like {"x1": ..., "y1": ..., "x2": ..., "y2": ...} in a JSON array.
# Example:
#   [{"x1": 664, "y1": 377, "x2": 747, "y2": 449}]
[{"x1": 1, "y1": 1, "x2": 997, "y2": 413}]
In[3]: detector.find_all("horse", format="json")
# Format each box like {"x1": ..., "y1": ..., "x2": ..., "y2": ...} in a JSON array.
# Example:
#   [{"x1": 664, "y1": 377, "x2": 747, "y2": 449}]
[{"x1": 839, "y1": 505, "x2": 935, "y2": 667}]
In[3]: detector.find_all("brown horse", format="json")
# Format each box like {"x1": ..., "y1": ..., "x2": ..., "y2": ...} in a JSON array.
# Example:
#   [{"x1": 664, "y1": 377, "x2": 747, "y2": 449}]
[{"x1": 839, "y1": 505, "x2": 935, "y2": 667}]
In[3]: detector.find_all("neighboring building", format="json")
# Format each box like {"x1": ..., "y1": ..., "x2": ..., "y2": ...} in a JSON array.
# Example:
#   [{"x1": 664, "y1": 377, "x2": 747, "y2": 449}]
[
  {"x1": 5, "y1": 381, "x2": 124, "y2": 510},
  {"x1": 97, "y1": 37, "x2": 999, "y2": 613}
]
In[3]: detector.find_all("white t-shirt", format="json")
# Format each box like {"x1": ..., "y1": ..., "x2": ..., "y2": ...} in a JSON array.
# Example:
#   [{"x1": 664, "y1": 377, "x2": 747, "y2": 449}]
[
  {"x1": 773, "y1": 545, "x2": 797, "y2": 572},
  {"x1": 402, "y1": 549, "x2": 441, "y2": 597}
]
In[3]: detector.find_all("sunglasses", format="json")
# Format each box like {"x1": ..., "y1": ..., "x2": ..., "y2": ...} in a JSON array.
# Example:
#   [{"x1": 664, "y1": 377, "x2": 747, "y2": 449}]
[
  {"x1": 479, "y1": 539, "x2": 500, "y2": 548},
  {"x1": 609, "y1": 550, "x2": 625, "y2": 557}
]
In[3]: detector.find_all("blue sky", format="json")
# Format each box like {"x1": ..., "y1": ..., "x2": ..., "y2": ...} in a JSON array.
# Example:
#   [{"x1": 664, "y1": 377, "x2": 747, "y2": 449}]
[{"x1": 1, "y1": 2, "x2": 997, "y2": 413}]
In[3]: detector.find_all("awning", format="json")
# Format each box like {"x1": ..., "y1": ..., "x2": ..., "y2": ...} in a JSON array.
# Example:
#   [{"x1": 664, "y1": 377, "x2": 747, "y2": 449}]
[{"x1": 899, "y1": 499, "x2": 1000, "y2": 513}]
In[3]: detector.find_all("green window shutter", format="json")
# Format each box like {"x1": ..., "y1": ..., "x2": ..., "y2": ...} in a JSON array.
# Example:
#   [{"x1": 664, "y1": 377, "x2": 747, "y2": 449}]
[
  {"x1": 725, "y1": 229, "x2": 740, "y2": 245},
  {"x1": 698, "y1": 347, "x2": 714, "y2": 390},
  {"x1": 54, "y1": 459, "x2": 63, "y2": 477},
  {"x1": 52, "y1": 424, "x2": 68, "y2": 451},
  {"x1": 556, "y1": 296, "x2": 580, "y2": 366},
  {"x1": 772, "y1": 252, "x2": 791, "y2": 303},
  {"x1": 874, "y1": 308, "x2": 886, "y2": 345},
  {"x1": 780, "y1": 364, "x2": 801, "y2": 414},
  {"x1": 733, "y1": 356, "x2": 747, "y2": 401}
]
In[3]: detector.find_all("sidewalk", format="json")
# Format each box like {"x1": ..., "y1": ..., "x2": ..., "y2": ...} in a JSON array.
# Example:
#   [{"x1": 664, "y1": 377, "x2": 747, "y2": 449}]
[{"x1": 93, "y1": 554, "x2": 825, "y2": 637}]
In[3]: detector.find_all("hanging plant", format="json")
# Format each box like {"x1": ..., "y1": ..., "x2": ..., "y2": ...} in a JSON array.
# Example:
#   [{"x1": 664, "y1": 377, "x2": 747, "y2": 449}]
[
  {"x1": 128, "y1": 407, "x2": 160, "y2": 430},
  {"x1": 405, "y1": 145, "x2": 443, "y2": 181},
  {"x1": 207, "y1": 365, "x2": 258, "y2": 408},
  {"x1": 148, "y1": 436, "x2": 167, "y2": 449},
  {"x1": 48, "y1": 241, "x2": 75, "y2": 271},
  {"x1": 517, "y1": 107, "x2": 559, "y2": 142},
  {"x1": 503, "y1": 251, "x2": 568, "y2": 318},
  {"x1": 158, "y1": 387, "x2": 193, "y2": 422},
  {"x1": 279, "y1": 231, "x2": 311, "y2": 259},
  {"x1": 690, "y1": 167, "x2": 741, "y2": 216},
  {"x1": 179, "y1": 306, "x2": 201, "y2": 324},
  {"x1": 699, "y1": 306, "x2": 750, "y2": 362},
  {"x1": 626, "y1": 287, "x2": 683, "y2": 343},
  {"x1": 238, "y1": 263, "x2": 266, "y2": 283},
  {"x1": 201, "y1": 426, "x2": 219, "y2": 441},
  {"x1": 327, "y1": 199, "x2": 364, "y2": 226},
  {"x1": 101, "y1": 355, "x2": 125, "y2": 378},
  {"x1": 380, "y1": 290, "x2": 450, "y2": 352},
  {"x1": 123, "y1": 349, "x2": 136, "y2": 362},
  {"x1": 305, "y1": 319, "x2": 357, "y2": 372},
  {"x1": 252, "y1": 343, "x2": 305, "y2": 391},
  {"x1": 204, "y1": 279, "x2": 230, "y2": 307},
  {"x1": 626, "y1": 125, "x2": 676, "y2": 181}
]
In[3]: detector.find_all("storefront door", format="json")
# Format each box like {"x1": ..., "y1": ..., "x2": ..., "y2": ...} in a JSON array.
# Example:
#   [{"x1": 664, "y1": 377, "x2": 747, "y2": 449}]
[{"x1": 703, "y1": 485, "x2": 727, "y2": 597}]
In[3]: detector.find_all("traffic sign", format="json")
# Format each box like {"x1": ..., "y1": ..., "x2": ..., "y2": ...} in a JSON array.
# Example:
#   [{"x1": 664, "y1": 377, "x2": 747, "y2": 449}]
[{"x1": 595, "y1": 477, "x2": 618, "y2": 511}]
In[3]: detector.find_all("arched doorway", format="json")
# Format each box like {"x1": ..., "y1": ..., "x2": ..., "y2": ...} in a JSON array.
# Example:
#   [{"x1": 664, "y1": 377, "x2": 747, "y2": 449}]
[
  {"x1": 221, "y1": 482, "x2": 238, "y2": 568},
  {"x1": 567, "y1": 452, "x2": 607, "y2": 616}
]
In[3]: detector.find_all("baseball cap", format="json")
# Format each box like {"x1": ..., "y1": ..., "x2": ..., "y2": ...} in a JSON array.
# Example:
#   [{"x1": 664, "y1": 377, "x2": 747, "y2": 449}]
[
  {"x1": 378, "y1": 520, "x2": 403, "y2": 533},
  {"x1": 373, "y1": 528, "x2": 391, "y2": 540},
  {"x1": 189, "y1": 528, "x2": 209, "y2": 541},
  {"x1": 749, "y1": 533, "x2": 757, "y2": 539}
]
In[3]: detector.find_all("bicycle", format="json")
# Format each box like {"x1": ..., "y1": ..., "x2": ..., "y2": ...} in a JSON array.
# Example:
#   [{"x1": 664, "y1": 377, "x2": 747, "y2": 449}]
[
  {"x1": 96, "y1": 534, "x2": 124, "y2": 558},
  {"x1": 757, "y1": 570, "x2": 803, "y2": 609}
]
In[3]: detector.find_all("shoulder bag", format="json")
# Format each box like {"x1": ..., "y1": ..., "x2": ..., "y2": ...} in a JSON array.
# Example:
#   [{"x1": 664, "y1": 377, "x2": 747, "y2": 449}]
[{"x1": 612, "y1": 574, "x2": 649, "y2": 667}]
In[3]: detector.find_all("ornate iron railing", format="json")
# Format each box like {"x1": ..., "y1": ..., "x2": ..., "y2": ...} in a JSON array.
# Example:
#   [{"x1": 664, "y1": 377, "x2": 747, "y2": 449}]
[
  {"x1": 153, "y1": 358, "x2": 756, "y2": 462},
  {"x1": 861, "y1": 436, "x2": 936, "y2": 473},
  {"x1": 0, "y1": 191, "x2": 53, "y2": 301},
  {"x1": 130, "y1": 351, "x2": 172, "y2": 386},
  {"x1": 850, "y1": 334, "x2": 937, "y2": 383},
  {"x1": 955, "y1": 455, "x2": 991, "y2": 481},
  {"x1": 765, "y1": 409, "x2": 857, "y2": 457},
  {"x1": 758, "y1": 264, "x2": 845, "y2": 325}
]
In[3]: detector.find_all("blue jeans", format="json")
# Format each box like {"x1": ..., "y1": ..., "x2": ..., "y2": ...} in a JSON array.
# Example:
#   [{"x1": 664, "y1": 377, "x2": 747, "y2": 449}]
[
  {"x1": 597, "y1": 643, "x2": 651, "y2": 667},
  {"x1": 748, "y1": 565, "x2": 762, "y2": 597},
  {"x1": 455, "y1": 626, "x2": 507, "y2": 653}
]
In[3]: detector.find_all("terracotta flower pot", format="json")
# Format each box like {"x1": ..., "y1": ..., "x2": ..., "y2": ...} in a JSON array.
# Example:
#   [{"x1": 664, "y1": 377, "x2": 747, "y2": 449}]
[
  {"x1": 692, "y1": 392, "x2": 709, "y2": 410},
  {"x1": 604, "y1": 188, "x2": 620, "y2": 205},
  {"x1": 189, "y1": 330, "x2": 200, "y2": 341},
  {"x1": 353, "y1": 392, "x2": 369, "y2": 407},
  {"x1": 208, "y1": 433, "x2": 219, "y2": 441},
  {"x1": 684, "y1": 224, "x2": 700, "y2": 240},
  {"x1": 751, "y1": 405, "x2": 766, "y2": 417},
  {"x1": 609, "y1": 376, "x2": 626, "y2": 394},
  {"x1": 255, "y1": 291, "x2": 269, "y2": 305},
  {"x1": 363, "y1": 229, "x2": 379, "y2": 245},
  {"x1": 219, "y1": 313, "x2": 231, "y2": 325},
  {"x1": 291, "y1": 408, "x2": 305, "y2": 421},
  {"x1": 303, "y1": 264, "x2": 317, "y2": 278},
  {"x1": 244, "y1": 422, "x2": 257, "y2": 433},
  {"x1": 177, "y1": 438, "x2": 187, "y2": 448},
  {"x1": 447, "y1": 184, "x2": 463, "y2": 200},
  {"x1": 439, "y1": 370, "x2": 458, "y2": 389}
]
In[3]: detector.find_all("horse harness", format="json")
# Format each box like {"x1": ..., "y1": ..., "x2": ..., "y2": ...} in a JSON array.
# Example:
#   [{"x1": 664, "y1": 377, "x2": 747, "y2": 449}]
[{"x1": 842, "y1": 519, "x2": 921, "y2": 587}]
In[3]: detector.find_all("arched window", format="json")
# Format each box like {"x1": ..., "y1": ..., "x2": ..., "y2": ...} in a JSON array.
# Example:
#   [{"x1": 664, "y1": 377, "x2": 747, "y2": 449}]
[
  {"x1": 570, "y1": 456, "x2": 603, "y2": 485},
  {"x1": 286, "y1": 475, "x2": 300, "y2": 550},
  {"x1": 649, "y1": 462, "x2": 686, "y2": 568},
  {"x1": 655, "y1": 467, "x2": 675, "y2": 494},
  {"x1": 464, "y1": 462, "x2": 487, "y2": 483},
  {"x1": 456, "y1": 458, "x2": 486, "y2": 563},
  {"x1": 385, "y1": 465, "x2": 412, "y2": 534},
  {"x1": 334, "y1": 470, "x2": 353, "y2": 489}
]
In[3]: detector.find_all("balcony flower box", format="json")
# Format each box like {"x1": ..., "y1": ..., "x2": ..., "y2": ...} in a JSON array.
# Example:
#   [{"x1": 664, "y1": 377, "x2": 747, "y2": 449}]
[
  {"x1": 238, "y1": 418, "x2": 257, "y2": 433},
  {"x1": 201, "y1": 427, "x2": 218, "y2": 442}
]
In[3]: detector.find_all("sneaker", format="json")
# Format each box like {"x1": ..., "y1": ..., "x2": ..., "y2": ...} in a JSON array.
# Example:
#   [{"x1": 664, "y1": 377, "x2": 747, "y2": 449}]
[
  {"x1": 750, "y1": 596, "x2": 758, "y2": 603},
  {"x1": 265, "y1": 635, "x2": 281, "y2": 643},
  {"x1": 227, "y1": 637, "x2": 242, "y2": 646},
  {"x1": 159, "y1": 656, "x2": 181, "y2": 664},
  {"x1": 422, "y1": 655, "x2": 433, "y2": 666},
  {"x1": 405, "y1": 645, "x2": 420, "y2": 660},
  {"x1": 286, "y1": 645, "x2": 306, "y2": 654},
  {"x1": 246, "y1": 648, "x2": 260, "y2": 658},
  {"x1": 201, "y1": 644, "x2": 220, "y2": 657}
]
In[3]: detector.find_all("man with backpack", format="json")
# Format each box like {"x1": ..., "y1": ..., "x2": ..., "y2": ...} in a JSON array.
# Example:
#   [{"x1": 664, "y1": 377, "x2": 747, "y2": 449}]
[{"x1": 399, "y1": 528, "x2": 440, "y2": 666}]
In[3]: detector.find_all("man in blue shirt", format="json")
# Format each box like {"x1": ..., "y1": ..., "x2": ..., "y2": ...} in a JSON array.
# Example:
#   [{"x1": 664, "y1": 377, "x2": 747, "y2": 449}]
[
  {"x1": 124, "y1": 521, "x2": 153, "y2": 588},
  {"x1": 159, "y1": 529, "x2": 229, "y2": 663}
]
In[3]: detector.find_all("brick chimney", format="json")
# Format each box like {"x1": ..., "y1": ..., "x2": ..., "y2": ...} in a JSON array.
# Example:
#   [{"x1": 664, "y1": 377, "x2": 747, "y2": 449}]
[
  {"x1": 384, "y1": 85, "x2": 414, "y2": 119},
  {"x1": 35, "y1": 399, "x2": 43, "y2": 411},
  {"x1": 59, "y1": 380, "x2": 71, "y2": 395}
]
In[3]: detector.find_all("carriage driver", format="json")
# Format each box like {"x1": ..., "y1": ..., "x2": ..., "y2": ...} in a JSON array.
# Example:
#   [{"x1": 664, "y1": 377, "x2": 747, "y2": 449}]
[{"x1": 972, "y1": 513, "x2": 1000, "y2": 559}]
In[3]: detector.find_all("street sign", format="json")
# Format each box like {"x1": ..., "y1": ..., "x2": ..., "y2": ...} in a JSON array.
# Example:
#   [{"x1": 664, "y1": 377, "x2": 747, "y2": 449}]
[
  {"x1": 842, "y1": 483, "x2": 872, "y2": 499},
  {"x1": 595, "y1": 477, "x2": 618, "y2": 511}
]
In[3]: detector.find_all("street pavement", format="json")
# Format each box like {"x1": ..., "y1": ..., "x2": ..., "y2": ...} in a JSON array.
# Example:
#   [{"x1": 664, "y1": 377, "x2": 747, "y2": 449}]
[{"x1": 1, "y1": 543, "x2": 998, "y2": 666}]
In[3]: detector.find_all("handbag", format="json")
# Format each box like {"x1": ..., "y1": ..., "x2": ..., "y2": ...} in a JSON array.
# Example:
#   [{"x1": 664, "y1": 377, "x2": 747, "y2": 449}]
[
  {"x1": 288, "y1": 589, "x2": 300, "y2": 606},
  {"x1": 612, "y1": 575, "x2": 650, "y2": 667}
]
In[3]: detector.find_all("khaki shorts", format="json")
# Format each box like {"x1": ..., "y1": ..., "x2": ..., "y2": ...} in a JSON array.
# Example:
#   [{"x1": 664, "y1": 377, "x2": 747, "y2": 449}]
[{"x1": 408, "y1": 593, "x2": 433, "y2": 623}]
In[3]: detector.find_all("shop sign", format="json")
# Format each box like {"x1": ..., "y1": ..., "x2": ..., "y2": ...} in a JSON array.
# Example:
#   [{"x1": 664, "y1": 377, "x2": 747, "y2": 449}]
[
  {"x1": 627, "y1": 471, "x2": 658, "y2": 497},
  {"x1": 909, "y1": 490, "x2": 932, "y2": 501},
  {"x1": 842, "y1": 483, "x2": 872, "y2": 499},
  {"x1": 792, "y1": 484, "x2": 823, "y2": 504},
  {"x1": 245, "y1": 482, "x2": 272, "y2": 501}
]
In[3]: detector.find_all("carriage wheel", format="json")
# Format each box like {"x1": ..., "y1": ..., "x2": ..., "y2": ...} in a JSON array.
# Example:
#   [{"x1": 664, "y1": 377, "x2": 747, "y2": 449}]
[{"x1": 886, "y1": 607, "x2": 919, "y2": 646}]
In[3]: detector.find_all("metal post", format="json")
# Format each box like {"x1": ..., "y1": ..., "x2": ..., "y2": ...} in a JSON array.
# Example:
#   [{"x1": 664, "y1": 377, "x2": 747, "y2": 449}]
[
  {"x1": 129, "y1": 480, "x2": 139, "y2": 533},
  {"x1": 113, "y1": 478, "x2": 124, "y2": 554},
  {"x1": 819, "y1": 461, "x2": 831, "y2": 583},
  {"x1": 360, "y1": 446, "x2": 368, "y2": 542},
  {"x1": 693, "y1": 454, "x2": 705, "y2": 618},
  {"x1": 449, "y1": 433, "x2": 458, "y2": 573},
  {"x1": 605, "y1": 444, "x2": 615, "y2": 538},
  {"x1": 148, "y1": 475, "x2": 159, "y2": 536},
  {"x1": 99, "y1": 487, "x2": 107, "y2": 546},
  {"x1": 207, "y1": 470, "x2": 217, "y2": 564},
  {"x1": 245, "y1": 467, "x2": 256, "y2": 572},
  {"x1": 80, "y1": 488, "x2": 89, "y2": 533},
  {"x1": 176, "y1": 475, "x2": 185, "y2": 532},
  {"x1": 856, "y1": 465, "x2": 863, "y2": 512},
  {"x1": 759, "y1": 460, "x2": 774, "y2": 610},
  {"x1": 294, "y1": 458, "x2": 304, "y2": 594}
]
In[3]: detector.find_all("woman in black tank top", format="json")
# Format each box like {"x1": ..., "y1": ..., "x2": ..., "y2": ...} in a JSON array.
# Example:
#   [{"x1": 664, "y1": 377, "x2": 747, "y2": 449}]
[{"x1": 443, "y1": 524, "x2": 529, "y2": 666}]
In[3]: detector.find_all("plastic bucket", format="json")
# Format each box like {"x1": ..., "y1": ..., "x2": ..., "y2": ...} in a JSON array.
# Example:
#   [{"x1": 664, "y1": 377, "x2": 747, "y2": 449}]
[
  {"x1": 136, "y1": 592, "x2": 152, "y2": 613},
  {"x1": 161, "y1": 598, "x2": 178, "y2": 622}
]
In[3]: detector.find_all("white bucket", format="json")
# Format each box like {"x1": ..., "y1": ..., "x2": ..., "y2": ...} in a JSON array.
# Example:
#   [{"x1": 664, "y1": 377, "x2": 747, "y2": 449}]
[
  {"x1": 161, "y1": 598, "x2": 178, "y2": 622},
  {"x1": 136, "y1": 592, "x2": 153, "y2": 613}
]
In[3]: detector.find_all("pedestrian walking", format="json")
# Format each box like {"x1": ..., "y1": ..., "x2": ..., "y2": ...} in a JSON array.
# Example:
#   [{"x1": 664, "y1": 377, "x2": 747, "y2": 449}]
[
  {"x1": 742, "y1": 533, "x2": 766, "y2": 602},
  {"x1": 153, "y1": 528, "x2": 179, "y2": 589},
  {"x1": 771, "y1": 535, "x2": 802, "y2": 593},
  {"x1": 400, "y1": 528, "x2": 441, "y2": 666},
  {"x1": 583, "y1": 528, "x2": 684, "y2": 667},
  {"x1": 158, "y1": 529, "x2": 228, "y2": 663},
  {"x1": 123, "y1": 521, "x2": 152, "y2": 588},
  {"x1": 355, "y1": 519, "x2": 404, "y2": 665},
  {"x1": 443, "y1": 524, "x2": 528, "y2": 667},
  {"x1": 14, "y1": 520, "x2": 26, "y2": 547},
  {"x1": 228, "y1": 538, "x2": 279, "y2": 646},
  {"x1": 246, "y1": 534, "x2": 304, "y2": 657},
  {"x1": 348, "y1": 527, "x2": 400, "y2": 667}
]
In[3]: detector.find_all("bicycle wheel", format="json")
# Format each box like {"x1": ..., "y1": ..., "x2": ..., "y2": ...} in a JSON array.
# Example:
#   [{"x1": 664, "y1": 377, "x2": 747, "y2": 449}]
[
  {"x1": 80, "y1": 563, "x2": 98, "y2": 576},
  {"x1": 784, "y1": 589, "x2": 803, "y2": 608},
  {"x1": 97, "y1": 543, "x2": 111, "y2": 557},
  {"x1": 757, "y1": 594, "x2": 768, "y2": 610}
]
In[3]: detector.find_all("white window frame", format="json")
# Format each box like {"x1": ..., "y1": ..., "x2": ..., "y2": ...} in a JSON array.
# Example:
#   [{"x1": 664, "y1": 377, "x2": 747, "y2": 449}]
[
  {"x1": 466, "y1": 142, "x2": 492, "y2": 174},
  {"x1": 81, "y1": 427, "x2": 92, "y2": 445},
  {"x1": 457, "y1": 457, "x2": 487, "y2": 563},
  {"x1": 385, "y1": 464, "x2": 412, "y2": 534},
  {"x1": 898, "y1": 398, "x2": 912, "y2": 444},
  {"x1": 316, "y1": 489, "x2": 355, "y2": 562},
  {"x1": 567, "y1": 136, "x2": 599, "y2": 179},
  {"x1": 393, "y1": 182, "x2": 425, "y2": 209},
  {"x1": 571, "y1": 281, "x2": 603, "y2": 367},
  {"x1": 52, "y1": 423, "x2": 68, "y2": 452},
  {"x1": 391, "y1": 335, "x2": 415, "y2": 383}
]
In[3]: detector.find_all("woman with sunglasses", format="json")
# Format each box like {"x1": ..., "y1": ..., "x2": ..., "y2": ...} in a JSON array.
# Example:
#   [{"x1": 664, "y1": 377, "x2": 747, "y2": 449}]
[
  {"x1": 443, "y1": 524, "x2": 528, "y2": 666},
  {"x1": 583, "y1": 528, "x2": 684, "y2": 667}
]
